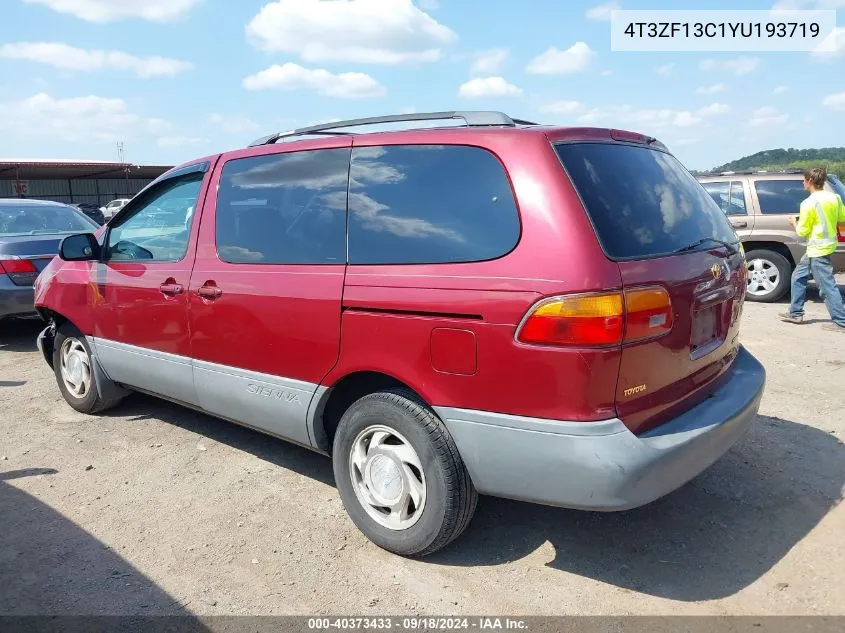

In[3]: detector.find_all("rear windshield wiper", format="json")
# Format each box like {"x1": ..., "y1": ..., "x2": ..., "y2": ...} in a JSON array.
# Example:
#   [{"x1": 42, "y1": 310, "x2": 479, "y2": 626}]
[{"x1": 673, "y1": 237, "x2": 739, "y2": 255}]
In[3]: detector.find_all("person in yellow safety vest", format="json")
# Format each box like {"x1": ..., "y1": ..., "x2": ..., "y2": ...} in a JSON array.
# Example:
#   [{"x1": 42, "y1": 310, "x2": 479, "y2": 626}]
[{"x1": 779, "y1": 167, "x2": 845, "y2": 332}]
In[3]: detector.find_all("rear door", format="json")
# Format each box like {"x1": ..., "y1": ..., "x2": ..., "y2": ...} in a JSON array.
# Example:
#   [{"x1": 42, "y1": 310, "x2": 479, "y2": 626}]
[
  {"x1": 556, "y1": 142, "x2": 746, "y2": 435},
  {"x1": 92, "y1": 161, "x2": 214, "y2": 405},
  {"x1": 187, "y1": 139, "x2": 351, "y2": 446}
]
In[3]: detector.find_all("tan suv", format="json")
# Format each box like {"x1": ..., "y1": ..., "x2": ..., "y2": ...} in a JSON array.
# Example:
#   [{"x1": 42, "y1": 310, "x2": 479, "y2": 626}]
[{"x1": 697, "y1": 170, "x2": 845, "y2": 302}]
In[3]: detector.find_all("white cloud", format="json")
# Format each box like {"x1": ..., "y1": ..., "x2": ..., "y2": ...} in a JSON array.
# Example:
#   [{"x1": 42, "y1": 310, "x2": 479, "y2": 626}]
[
  {"x1": 21, "y1": 0, "x2": 202, "y2": 22},
  {"x1": 246, "y1": 0, "x2": 456, "y2": 65},
  {"x1": 417, "y1": 0, "x2": 439, "y2": 8},
  {"x1": 773, "y1": 85, "x2": 789, "y2": 95},
  {"x1": 811, "y1": 27, "x2": 845, "y2": 59},
  {"x1": 0, "y1": 92, "x2": 166, "y2": 143},
  {"x1": 243, "y1": 63, "x2": 386, "y2": 99},
  {"x1": 697, "y1": 102, "x2": 730, "y2": 117},
  {"x1": 586, "y1": 1, "x2": 620, "y2": 21},
  {"x1": 526, "y1": 42, "x2": 595, "y2": 75},
  {"x1": 157, "y1": 136, "x2": 208, "y2": 148},
  {"x1": 0, "y1": 42, "x2": 192, "y2": 78},
  {"x1": 470, "y1": 48, "x2": 508, "y2": 74},
  {"x1": 822, "y1": 92, "x2": 845, "y2": 110},
  {"x1": 458, "y1": 76, "x2": 522, "y2": 99},
  {"x1": 655, "y1": 64, "x2": 674, "y2": 76},
  {"x1": 209, "y1": 114, "x2": 260, "y2": 133},
  {"x1": 696, "y1": 83, "x2": 726, "y2": 95},
  {"x1": 540, "y1": 100, "x2": 586, "y2": 116},
  {"x1": 749, "y1": 106, "x2": 789, "y2": 127},
  {"x1": 576, "y1": 101, "x2": 729, "y2": 131},
  {"x1": 700, "y1": 56, "x2": 759, "y2": 75}
]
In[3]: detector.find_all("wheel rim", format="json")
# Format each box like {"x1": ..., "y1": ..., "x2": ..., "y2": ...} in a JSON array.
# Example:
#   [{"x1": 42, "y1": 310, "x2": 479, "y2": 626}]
[
  {"x1": 746, "y1": 258, "x2": 780, "y2": 297},
  {"x1": 59, "y1": 337, "x2": 92, "y2": 399},
  {"x1": 348, "y1": 425, "x2": 427, "y2": 531}
]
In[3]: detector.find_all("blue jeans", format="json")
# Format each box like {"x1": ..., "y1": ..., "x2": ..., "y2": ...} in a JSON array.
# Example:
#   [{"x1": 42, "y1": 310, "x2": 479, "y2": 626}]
[{"x1": 789, "y1": 254, "x2": 845, "y2": 326}]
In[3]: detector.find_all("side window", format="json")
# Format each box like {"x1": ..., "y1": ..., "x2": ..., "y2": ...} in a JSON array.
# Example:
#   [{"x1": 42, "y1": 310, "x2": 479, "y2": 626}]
[
  {"x1": 727, "y1": 181, "x2": 747, "y2": 215},
  {"x1": 347, "y1": 145, "x2": 520, "y2": 265},
  {"x1": 701, "y1": 182, "x2": 730, "y2": 214},
  {"x1": 216, "y1": 148, "x2": 349, "y2": 265},
  {"x1": 754, "y1": 179, "x2": 809, "y2": 215},
  {"x1": 106, "y1": 174, "x2": 203, "y2": 262}
]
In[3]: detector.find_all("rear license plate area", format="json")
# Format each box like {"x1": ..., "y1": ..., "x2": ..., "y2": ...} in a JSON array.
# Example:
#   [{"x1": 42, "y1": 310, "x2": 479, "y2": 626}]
[{"x1": 690, "y1": 305, "x2": 721, "y2": 356}]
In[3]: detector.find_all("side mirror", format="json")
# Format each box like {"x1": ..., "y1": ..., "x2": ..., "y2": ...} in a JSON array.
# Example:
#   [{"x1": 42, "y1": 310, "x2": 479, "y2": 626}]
[{"x1": 59, "y1": 233, "x2": 100, "y2": 261}]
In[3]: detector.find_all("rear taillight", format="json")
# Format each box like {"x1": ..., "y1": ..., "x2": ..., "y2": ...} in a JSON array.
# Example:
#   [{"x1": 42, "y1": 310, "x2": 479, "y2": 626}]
[
  {"x1": 839, "y1": 226, "x2": 844, "y2": 243},
  {"x1": 0, "y1": 258, "x2": 38, "y2": 274},
  {"x1": 516, "y1": 286, "x2": 673, "y2": 347}
]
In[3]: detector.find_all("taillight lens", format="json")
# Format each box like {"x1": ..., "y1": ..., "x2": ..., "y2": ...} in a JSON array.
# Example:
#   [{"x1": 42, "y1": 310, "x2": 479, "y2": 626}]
[
  {"x1": 517, "y1": 292, "x2": 625, "y2": 346},
  {"x1": 624, "y1": 287, "x2": 674, "y2": 342},
  {"x1": 517, "y1": 286, "x2": 673, "y2": 347},
  {"x1": 0, "y1": 258, "x2": 38, "y2": 274},
  {"x1": 838, "y1": 226, "x2": 844, "y2": 243}
]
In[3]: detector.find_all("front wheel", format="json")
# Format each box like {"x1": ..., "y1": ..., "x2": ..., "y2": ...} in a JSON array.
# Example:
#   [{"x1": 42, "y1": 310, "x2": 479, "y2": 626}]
[
  {"x1": 744, "y1": 249, "x2": 792, "y2": 303},
  {"x1": 52, "y1": 323, "x2": 124, "y2": 414},
  {"x1": 332, "y1": 389, "x2": 477, "y2": 557}
]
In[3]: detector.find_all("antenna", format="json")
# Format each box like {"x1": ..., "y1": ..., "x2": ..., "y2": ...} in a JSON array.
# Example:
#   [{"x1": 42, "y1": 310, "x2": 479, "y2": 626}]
[{"x1": 117, "y1": 141, "x2": 125, "y2": 163}]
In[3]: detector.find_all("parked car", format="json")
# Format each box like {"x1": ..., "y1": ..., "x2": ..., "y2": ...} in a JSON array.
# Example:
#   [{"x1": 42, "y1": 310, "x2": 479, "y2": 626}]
[
  {"x1": 1, "y1": 198, "x2": 99, "y2": 321},
  {"x1": 697, "y1": 170, "x2": 845, "y2": 302},
  {"x1": 72, "y1": 202, "x2": 106, "y2": 225},
  {"x1": 101, "y1": 198, "x2": 131, "y2": 220},
  {"x1": 33, "y1": 111, "x2": 766, "y2": 557}
]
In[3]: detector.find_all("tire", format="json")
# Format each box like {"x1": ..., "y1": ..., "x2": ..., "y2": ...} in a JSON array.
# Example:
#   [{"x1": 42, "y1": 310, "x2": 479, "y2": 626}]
[
  {"x1": 332, "y1": 389, "x2": 478, "y2": 557},
  {"x1": 744, "y1": 249, "x2": 792, "y2": 303},
  {"x1": 53, "y1": 323, "x2": 124, "y2": 414}
]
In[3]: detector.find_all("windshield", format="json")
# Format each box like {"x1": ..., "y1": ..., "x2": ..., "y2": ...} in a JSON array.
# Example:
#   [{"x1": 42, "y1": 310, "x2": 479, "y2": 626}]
[
  {"x1": 555, "y1": 143, "x2": 738, "y2": 260},
  {"x1": 0, "y1": 203, "x2": 97, "y2": 237}
]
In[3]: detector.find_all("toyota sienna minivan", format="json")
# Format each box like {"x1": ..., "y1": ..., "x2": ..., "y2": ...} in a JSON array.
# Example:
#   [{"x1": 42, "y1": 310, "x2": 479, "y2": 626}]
[{"x1": 33, "y1": 111, "x2": 766, "y2": 557}]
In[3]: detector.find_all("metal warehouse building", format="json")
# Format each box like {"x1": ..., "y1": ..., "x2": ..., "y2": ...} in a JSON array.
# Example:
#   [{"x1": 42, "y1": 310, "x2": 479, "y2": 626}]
[{"x1": 0, "y1": 160, "x2": 172, "y2": 207}]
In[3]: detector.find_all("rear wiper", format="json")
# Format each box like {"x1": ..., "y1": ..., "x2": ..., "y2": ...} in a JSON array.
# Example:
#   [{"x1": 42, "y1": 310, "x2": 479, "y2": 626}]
[{"x1": 673, "y1": 237, "x2": 738, "y2": 255}]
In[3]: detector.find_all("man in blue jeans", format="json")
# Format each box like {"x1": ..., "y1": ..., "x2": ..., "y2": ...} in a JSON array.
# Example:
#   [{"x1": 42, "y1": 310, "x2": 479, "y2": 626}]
[{"x1": 779, "y1": 167, "x2": 845, "y2": 332}]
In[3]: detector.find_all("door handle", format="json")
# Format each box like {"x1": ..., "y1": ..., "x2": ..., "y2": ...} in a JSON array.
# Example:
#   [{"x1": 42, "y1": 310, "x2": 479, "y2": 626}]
[
  {"x1": 731, "y1": 221, "x2": 748, "y2": 228},
  {"x1": 159, "y1": 282, "x2": 183, "y2": 296},
  {"x1": 197, "y1": 283, "x2": 222, "y2": 300}
]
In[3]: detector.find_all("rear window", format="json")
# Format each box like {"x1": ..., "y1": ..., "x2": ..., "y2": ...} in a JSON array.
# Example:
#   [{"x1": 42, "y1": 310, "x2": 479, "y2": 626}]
[
  {"x1": 0, "y1": 203, "x2": 97, "y2": 237},
  {"x1": 555, "y1": 143, "x2": 737, "y2": 260},
  {"x1": 754, "y1": 179, "x2": 809, "y2": 214}
]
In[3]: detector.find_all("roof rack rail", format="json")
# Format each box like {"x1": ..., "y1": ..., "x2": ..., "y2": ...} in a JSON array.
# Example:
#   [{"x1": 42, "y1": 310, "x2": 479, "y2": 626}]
[
  {"x1": 699, "y1": 168, "x2": 807, "y2": 177},
  {"x1": 247, "y1": 111, "x2": 538, "y2": 147}
]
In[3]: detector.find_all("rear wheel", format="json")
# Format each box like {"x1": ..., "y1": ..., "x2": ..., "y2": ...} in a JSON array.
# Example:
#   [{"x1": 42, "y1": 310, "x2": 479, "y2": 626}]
[
  {"x1": 332, "y1": 389, "x2": 477, "y2": 557},
  {"x1": 744, "y1": 249, "x2": 791, "y2": 303},
  {"x1": 53, "y1": 323, "x2": 124, "y2": 414}
]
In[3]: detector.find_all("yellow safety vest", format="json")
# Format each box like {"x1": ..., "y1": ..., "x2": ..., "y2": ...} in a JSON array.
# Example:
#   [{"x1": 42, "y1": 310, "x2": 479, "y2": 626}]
[{"x1": 796, "y1": 190, "x2": 845, "y2": 258}]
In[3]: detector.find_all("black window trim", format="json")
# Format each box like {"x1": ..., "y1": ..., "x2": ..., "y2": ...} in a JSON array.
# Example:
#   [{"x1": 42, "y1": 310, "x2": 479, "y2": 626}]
[
  {"x1": 346, "y1": 142, "x2": 523, "y2": 267},
  {"x1": 552, "y1": 140, "x2": 740, "y2": 263},
  {"x1": 103, "y1": 169, "x2": 207, "y2": 264}
]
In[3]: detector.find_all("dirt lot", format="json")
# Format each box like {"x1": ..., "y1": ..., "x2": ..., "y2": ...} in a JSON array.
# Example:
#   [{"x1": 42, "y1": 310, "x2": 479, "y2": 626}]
[{"x1": 2, "y1": 282, "x2": 844, "y2": 617}]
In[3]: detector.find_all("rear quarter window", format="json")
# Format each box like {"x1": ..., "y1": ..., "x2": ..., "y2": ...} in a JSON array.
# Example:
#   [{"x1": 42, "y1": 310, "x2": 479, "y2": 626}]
[
  {"x1": 555, "y1": 142, "x2": 738, "y2": 260},
  {"x1": 754, "y1": 179, "x2": 809, "y2": 214},
  {"x1": 347, "y1": 144, "x2": 520, "y2": 265}
]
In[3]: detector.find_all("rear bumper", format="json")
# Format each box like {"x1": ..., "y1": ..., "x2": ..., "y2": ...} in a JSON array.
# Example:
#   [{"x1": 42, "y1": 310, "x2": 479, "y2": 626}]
[
  {"x1": 0, "y1": 278, "x2": 36, "y2": 319},
  {"x1": 435, "y1": 345, "x2": 765, "y2": 511}
]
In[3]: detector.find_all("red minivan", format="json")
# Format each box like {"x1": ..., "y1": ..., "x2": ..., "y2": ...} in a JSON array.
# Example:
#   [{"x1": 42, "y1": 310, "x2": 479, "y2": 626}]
[{"x1": 34, "y1": 111, "x2": 765, "y2": 557}]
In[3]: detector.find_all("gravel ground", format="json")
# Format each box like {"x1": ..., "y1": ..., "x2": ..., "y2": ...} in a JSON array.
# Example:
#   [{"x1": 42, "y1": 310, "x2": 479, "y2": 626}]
[{"x1": 1, "y1": 280, "x2": 844, "y2": 617}]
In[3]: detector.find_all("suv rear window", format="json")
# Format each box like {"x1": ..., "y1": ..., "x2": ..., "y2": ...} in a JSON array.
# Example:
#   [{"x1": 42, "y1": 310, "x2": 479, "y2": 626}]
[
  {"x1": 555, "y1": 143, "x2": 737, "y2": 260},
  {"x1": 754, "y1": 179, "x2": 809, "y2": 214},
  {"x1": 829, "y1": 175, "x2": 845, "y2": 200}
]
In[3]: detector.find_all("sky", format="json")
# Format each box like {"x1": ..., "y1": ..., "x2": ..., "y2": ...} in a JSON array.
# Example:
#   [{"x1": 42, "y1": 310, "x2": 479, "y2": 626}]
[{"x1": 0, "y1": 0, "x2": 843, "y2": 171}]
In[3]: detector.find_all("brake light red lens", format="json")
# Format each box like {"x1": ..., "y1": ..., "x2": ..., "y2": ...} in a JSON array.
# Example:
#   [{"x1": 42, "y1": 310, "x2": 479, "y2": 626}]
[
  {"x1": 517, "y1": 286, "x2": 673, "y2": 347},
  {"x1": 624, "y1": 287, "x2": 674, "y2": 342},
  {"x1": 838, "y1": 226, "x2": 844, "y2": 243},
  {"x1": 517, "y1": 292, "x2": 625, "y2": 346},
  {"x1": 0, "y1": 258, "x2": 38, "y2": 274}
]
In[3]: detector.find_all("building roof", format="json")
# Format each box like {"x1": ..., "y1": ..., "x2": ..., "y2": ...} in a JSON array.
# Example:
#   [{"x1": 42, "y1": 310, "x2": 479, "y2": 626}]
[{"x1": 0, "y1": 160, "x2": 173, "y2": 180}]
